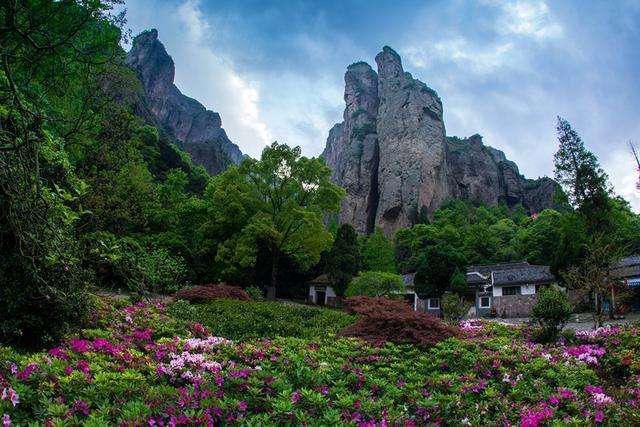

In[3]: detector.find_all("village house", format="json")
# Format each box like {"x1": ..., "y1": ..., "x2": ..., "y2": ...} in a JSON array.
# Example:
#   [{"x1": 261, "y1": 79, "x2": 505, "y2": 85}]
[
  {"x1": 611, "y1": 255, "x2": 640, "y2": 311},
  {"x1": 467, "y1": 261, "x2": 555, "y2": 318}
]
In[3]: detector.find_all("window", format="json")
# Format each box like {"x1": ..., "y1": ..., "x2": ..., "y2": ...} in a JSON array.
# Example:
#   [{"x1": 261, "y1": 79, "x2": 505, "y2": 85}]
[
  {"x1": 479, "y1": 296, "x2": 491, "y2": 308},
  {"x1": 502, "y1": 286, "x2": 520, "y2": 296},
  {"x1": 427, "y1": 298, "x2": 440, "y2": 309}
]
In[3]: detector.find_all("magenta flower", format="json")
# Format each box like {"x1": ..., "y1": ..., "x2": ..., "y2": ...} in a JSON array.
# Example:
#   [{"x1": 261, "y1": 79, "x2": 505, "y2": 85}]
[
  {"x1": 72, "y1": 399, "x2": 90, "y2": 416},
  {"x1": 2, "y1": 414, "x2": 10, "y2": 427},
  {"x1": 64, "y1": 365, "x2": 74, "y2": 376},
  {"x1": 69, "y1": 339, "x2": 90, "y2": 353},
  {"x1": 291, "y1": 391, "x2": 301, "y2": 404},
  {"x1": 17, "y1": 363, "x2": 37, "y2": 381},
  {"x1": 237, "y1": 401, "x2": 248, "y2": 411},
  {"x1": 595, "y1": 410, "x2": 605, "y2": 423},
  {"x1": 49, "y1": 347, "x2": 69, "y2": 360},
  {"x1": 76, "y1": 360, "x2": 91, "y2": 375}
]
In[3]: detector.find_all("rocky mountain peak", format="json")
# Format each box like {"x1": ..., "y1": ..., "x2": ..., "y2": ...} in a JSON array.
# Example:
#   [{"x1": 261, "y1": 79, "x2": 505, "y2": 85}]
[
  {"x1": 375, "y1": 46, "x2": 403, "y2": 80},
  {"x1": 323, "y1": 46, "x2": 558, "y2": 235},
  {"x1": 126, "y1": 29, "x2": 242, "y2": 175}
]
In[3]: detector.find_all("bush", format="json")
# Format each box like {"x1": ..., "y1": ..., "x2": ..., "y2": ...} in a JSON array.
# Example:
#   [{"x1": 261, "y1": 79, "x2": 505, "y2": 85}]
[
  {"x1": 168, "y1": 299, "x2": 355, "y2": 340},
  {"x1": 245, "y1": 286, "x2": 264, "y2": 301},
  {"x1": 345, "y1": 271, "x2": 404, "y2": 297},
  {"x1": 441, "y1": 292, "x2": 471, "y2": 323},
  {"x1": 341, "y1": 296, "x2": 459, "y2": 348},
  {"x1": 173, "y1": 283, "x2": 250, "y2": 303},
  {"x1": 531, "y1": 285, "x2": 573, "y2": 342},
  {"x1": 83, "y1": 232, "x2": 187, "y2": 294}
]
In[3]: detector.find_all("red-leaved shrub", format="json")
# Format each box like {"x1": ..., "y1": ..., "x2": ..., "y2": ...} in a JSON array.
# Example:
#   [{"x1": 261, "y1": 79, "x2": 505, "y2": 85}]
[
  {"x1": 174, "y1": 283, "x2": 250, "y2": 303},
  {"x1": 340, "y1": 296, "x2": 458, "y2": 348}
]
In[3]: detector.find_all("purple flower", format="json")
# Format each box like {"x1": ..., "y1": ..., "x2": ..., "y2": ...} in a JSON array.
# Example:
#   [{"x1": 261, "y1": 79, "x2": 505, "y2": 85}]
[
  {"x1": 2, "y1": 414, "x2": 10, "y2": 427},
  {"x1": 76, "y1": 360, "x2": 91, "y2": 375},
  {"x1": 49, "y1": 347, "x2": 69, "y2": 360},
  {"x1": 595, "y1": 410, "x2": 605, "y2": 423},
  {"x1": 69, "y1": 339, "x2": 90, "y2": 353},
  {"x1": 291, "y1": 391, "x2": 302, "y2": 404},
  {"x1": 548, "y1": 395, "x2": 560, "y2": 405},
  {"x1": 17, "y1": 363, "x2": 37, "y2": 381},
  {"x1": 237, "y1": 401, "x2": 248, "y2": 411},
  {"x1": 72, "y1": 399, "x2": 90, "y2": 416},
  {"x1": 64, "y1": 365, "x2": 74, "y2": 376}
]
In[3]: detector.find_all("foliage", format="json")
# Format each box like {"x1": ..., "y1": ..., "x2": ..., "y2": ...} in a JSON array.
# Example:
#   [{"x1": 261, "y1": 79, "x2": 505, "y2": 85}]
[
  {"x1": 449, "y1": 269, "x2": 468, "y2": 295},
  {"x1": 414, "y1": 243, "x2": 465, "y2": 298},
  {"x1": 344, "y1": 271, "x2": 404, "y2": 297},
  {"x1": 531, "y1": 286, "x2": 573, "y2": 342},
  {"x1": 245, "y1": 286, "x2": 265, "y2": 301},
  {"x1": 83, "y1": 232, "x2": 187, "y2": 293},
  {"x1": 360, "y1": 228, "x2": 397, "y2": 273},
  {"x1": 324, "y1": 224, "x2": 361, "y2": 296},
  {"x1": 341, "y1": 296, "x2": 459, "y2": 348},
  {"x1": 562, "y1": 238, "x2": 624, "y2": 327},
  {"x1": 3, "y1": 297, "x2": 640, "y2": 425},
  {"x1": 441, "y1": 292, "x2": 472, "y2": 323},
  {"x1": 174, "y1": 284, "x2": 251, "y2": 304},
  {"x1": 207, "y1": 142, "x2": 345, "y2": 298},
  {"x1": 169, "y1": 299, "x2": 354, "y2": 340},
  {"x1": 554, "y1": 117, "x2": 612, "y2": 233}
]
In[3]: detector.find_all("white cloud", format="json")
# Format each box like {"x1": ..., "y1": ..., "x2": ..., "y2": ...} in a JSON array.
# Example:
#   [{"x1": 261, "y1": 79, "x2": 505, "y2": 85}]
[
  {"x1": 127, "y1": 0, "x2": 272, "y2": 158},
  {"x1": 605, "y1": 147, "x2": 640, "y2": 211},
  {"x1": 496, "y1": 0, "x2": 563, "y2": 39}
]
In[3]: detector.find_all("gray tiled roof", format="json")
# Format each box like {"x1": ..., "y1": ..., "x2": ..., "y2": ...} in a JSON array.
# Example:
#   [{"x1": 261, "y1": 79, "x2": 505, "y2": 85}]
[
  {"x1": 467, "y1": 261, "x2": 555, "y2": 286},
  {"x1": 492, "y1": 264, "x2": 554, "y2": 286},
  {"x1": 612, "y1": 256, "x2": 640, "y2": 279}
]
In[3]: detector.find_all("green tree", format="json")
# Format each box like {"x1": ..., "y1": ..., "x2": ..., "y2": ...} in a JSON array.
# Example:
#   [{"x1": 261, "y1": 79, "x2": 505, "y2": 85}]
[
  {"x1": 345, "y1": 271, "x2": 404, "y2": 297},
  {"x1": 209, "y1": 142, "x2": 345, "y2": 299},
  {"x1": 325, "y1": 224, "x2": 361, "y2": 296},
  {"x1": 531, "y1": 285, "x2": 573, "y2": 342},
  {"x1": 361, "y1": 228, "x2": 397, "y2": 273},
  {"x1": 554, "y1": 117, "x2": 611, "y2": 233},
  {"x1": 449, "y1": 269, "x2": 468, "y2": 295},
  {"x1": 414, "y1": 243, "x2": 465, "y2": 298}
]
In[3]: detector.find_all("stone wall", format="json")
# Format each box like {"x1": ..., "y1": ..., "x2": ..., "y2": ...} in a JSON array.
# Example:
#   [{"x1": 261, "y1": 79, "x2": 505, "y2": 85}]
[{"x1": 493, "y1": 294, "x2": 537, "y2": 318}]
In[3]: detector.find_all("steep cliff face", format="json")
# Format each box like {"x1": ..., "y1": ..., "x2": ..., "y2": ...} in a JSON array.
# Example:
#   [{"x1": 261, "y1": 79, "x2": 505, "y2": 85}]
[
  {"x1": 126, "y1": 29, "x2": 242, "y2": 175},
  {"x1": 323, "y1": 47, "x2": 557, "y2": 235}
]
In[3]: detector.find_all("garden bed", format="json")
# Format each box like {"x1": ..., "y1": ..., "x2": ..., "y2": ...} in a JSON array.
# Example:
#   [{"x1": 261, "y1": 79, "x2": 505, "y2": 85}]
[{"x1": 1, "y1": 298, "x2": 640, "y2": 425}]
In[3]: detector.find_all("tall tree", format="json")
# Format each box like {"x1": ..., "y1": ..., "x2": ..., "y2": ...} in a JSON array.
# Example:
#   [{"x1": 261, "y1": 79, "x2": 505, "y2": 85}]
[
  {"x1": 325, "y1": 224, "x2": 361, "y2": 296},
  {"x1": 553, "y1": 117, "x2": 611, "y2": 233},
  {"x1": 209, "y1": 142, "x2": 345, "y2": 299},
  {"x1": 360, "y1": 229, "x2": 397, "y2": 273}
]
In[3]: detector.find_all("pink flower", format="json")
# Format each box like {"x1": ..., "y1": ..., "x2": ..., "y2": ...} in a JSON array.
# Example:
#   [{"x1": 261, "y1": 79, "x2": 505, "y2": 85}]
[
  {"x1": 595, "y1": 410, "x2": 605, "y2": 423},
  {"x1": 3, "y1": 388, "x2": 19, "y2": 407},
  {"x1": 72, "y1": 399, "x2": 90, "y2": 416},
  {"x1": 17, "y1": 363, "x2": 38, "y2": 380},
  {"x1": 76, "y1": 360, "x2": 91, "y2": 375},
  {"x1": 548, "y1": 395, "x2": 560, "y2": 405},
  {"x1": 291, "y1": 391, "x2": 301, "y2": 404},
  {"x1": 237, "y1": 401, "x2": 248, "y2": 411},
  {"x1": 64, "y1": 365, "x2": 74, "y2": 376},
  {"x1": 48, "y1": 347, "x2": 69, "y2": 360},
  {"x1": 2, "y1": 414, "x2": 10, "y2": 427},
  {"x1": 69, "y1": 339, "x2": 90, "y2": 353}
]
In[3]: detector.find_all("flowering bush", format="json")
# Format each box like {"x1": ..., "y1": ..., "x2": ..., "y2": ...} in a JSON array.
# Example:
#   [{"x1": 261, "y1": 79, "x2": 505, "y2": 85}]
[
  {"x1": 173, "y1": 283, "x2": 250, "y2": 303},
  {"x1": 1, "y1": 296, "x2": 640, "y2": 425}
]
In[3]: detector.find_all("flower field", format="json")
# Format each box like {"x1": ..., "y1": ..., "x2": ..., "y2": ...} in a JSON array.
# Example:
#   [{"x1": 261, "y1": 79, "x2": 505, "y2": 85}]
[{"x1": 2, "y1": 298, "x2": 640, "y2": 425}]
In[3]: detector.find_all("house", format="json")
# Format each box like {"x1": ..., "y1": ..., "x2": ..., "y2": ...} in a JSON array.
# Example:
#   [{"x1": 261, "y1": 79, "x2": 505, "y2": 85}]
[
  {"x1": 612, "y1": 255, "x2": 640, "y2": 311},
  {"x1": 467, "y1": 261, "x2": 555, "y2": 318},
  {"x1": 307, "y1": 274, "x2": 338, "y2": 307}
]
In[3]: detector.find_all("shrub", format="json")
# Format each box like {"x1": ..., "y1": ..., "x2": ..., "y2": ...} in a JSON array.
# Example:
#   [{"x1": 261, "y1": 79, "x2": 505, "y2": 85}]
[
  {"x1": 345, "y1": 271, "x2": 404, "y2": 297},
  {"x1": 83, "y1": 232, "x2": 187, "y2": 294},
  {"x1": 245, "y1": 286, "x2": 265, "y2": 301},
  {"x1": 441, "y1": 292, "x2": 471, "y2": 323},
  {"x1": 531, "y1": 285, "x2": 573, "y2": 342},
  {"x1": 341, "y1": 296, "x2": 459, "y2": 348},
  {"x1": 173, "y1": 283, "x2": 250, "y2": 303},
  {"x1": 168, "y1": 299, "x2": 355, "y2": 340}
]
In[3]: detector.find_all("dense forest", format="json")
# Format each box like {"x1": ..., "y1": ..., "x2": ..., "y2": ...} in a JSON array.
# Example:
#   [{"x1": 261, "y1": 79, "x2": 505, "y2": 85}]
[{"x1": 2, "y1": 0, "x2": 640, "y2": 350}]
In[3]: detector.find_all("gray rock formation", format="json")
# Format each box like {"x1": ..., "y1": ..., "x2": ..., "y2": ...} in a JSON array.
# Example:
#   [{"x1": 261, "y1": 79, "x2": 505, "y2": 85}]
[
  {"x1": 126, "y1": 29, "x2": 242, "y2": 175},
  {"x1": 323, "y1": 46, "x2": 558, "y2": 235}
]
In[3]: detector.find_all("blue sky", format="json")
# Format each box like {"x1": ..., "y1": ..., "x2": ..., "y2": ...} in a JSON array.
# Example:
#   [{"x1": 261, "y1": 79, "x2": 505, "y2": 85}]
[{"x1": 122, "y1": 0, "x2": 640, "y2": 210}]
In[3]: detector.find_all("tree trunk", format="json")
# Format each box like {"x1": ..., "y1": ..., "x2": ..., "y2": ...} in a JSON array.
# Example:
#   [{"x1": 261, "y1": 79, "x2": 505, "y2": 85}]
[{"x1": 267, "y1": 250, "x2": 279, "y2": 300}]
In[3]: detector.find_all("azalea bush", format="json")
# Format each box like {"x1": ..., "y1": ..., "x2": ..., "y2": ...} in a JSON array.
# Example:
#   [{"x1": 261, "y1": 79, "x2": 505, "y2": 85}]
[
  {"x1": 168, "y1": 299, "x2": 355, "y2": 340},
  {"x1": 1, "y1": 297, "x2": 640, "y2": 425}
]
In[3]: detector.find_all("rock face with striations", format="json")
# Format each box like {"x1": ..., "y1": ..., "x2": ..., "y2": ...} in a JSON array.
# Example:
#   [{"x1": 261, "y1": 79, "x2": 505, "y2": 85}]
[
  {"x1": 126, "y1": 29, "x2": 242, "y2": 175},
  {"x1": 323, "y1": 46, "x2": 558, "y2": 235}
]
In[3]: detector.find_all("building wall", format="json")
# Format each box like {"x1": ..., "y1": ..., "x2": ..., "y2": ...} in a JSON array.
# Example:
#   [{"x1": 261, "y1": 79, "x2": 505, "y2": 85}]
[
  {"x1": 308, "y1": 285, "x2": 336, "y2": 304},
  {"x1": 493, "y1": 294, "x2": 537, "y2": 318}
]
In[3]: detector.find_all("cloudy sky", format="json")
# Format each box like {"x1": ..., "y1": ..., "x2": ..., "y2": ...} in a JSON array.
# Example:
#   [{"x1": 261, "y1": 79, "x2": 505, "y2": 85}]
[{"x1": 122, "y1": 0, "x2": 640, "y2": 210}]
